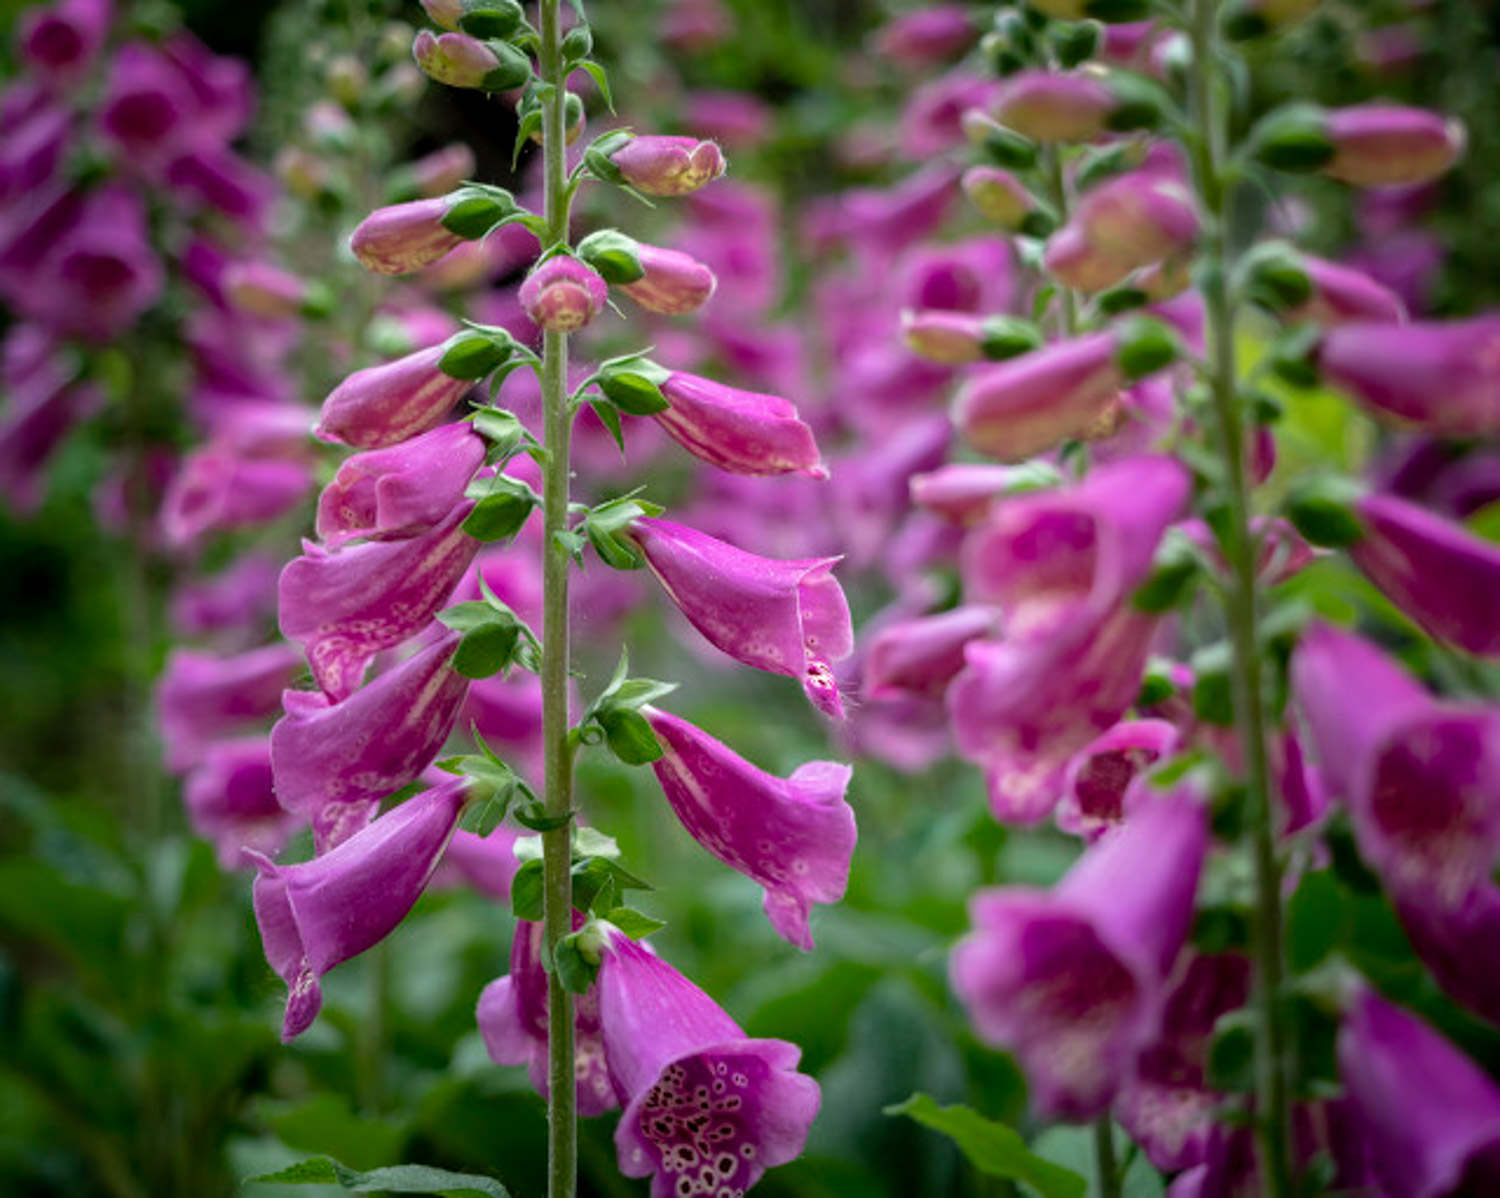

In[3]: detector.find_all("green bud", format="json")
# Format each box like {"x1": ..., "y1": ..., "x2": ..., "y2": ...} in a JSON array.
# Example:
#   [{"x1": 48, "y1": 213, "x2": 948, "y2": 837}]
[
  {"x1": 480, "y1": 39, "x2": 533, "y2": 91},
  {"x1": 457, "y1": 0, "x2": 524, "y2": 39},
  {"x1": 1241, "y1": 242, "x2": 1313, "y2": 312},
  {"x1": 1048, "y1": 20, "x2": 1101, "y2": 69},
  {"x1": 1115, "y1": 316, "x2": 1179, "y2": 381},
  {"x1": 1105, "y1": 74, "x2": 1170, "y2": 133},
  {"x1": 561, "y1": 24, "x2": 592, "y2": 60}
]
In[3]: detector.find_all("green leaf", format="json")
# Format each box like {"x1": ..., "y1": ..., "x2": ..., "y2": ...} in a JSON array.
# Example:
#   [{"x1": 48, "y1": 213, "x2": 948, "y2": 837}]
[
  {"x1": 251, "y1": 1156, "x2": 510, "y2": 1196},
  {"x1": 597, "y1": 708, "x2": 663, "y2": 765},
  {"x1": 1206, "y1": 1011, "x2": 1257, "y2": 1092},
  {"x1": 463, "y1": 484, "x2": 537, "y2": 543},
  {"x1": 453, "y1": 623, "x2": 522, "y2": 679},
  {"x1": 885, "y1": 1095, "x2": 1086, "y2": 1198},
  {"x1": 573, "y1": 827, "x2": 620, "y2": 858},
  {"x1": 1286, "y1": 870, "x2": 1347, "y2": 973},
  {"x1": 553, "y1": 931, "x2": 600, "y2": 994},
  {"x1": 458, "y1": 794, "x2": 509, "y2": 837},
  {"x1": 510, "y1": 859, "x2": 544, "y2": 921},
  {"x1": 576, "y1": 228, "x2": 643, "y2": 284},
  {"x1": 440, "y1": 331, "x2": 513, "y2": 381},
  {"x1": 552, "y1": 528, "x2": 586, "y2": 566},
  {"x1": 606, "y1": 906, "x2": 665, "y2": 939},
  {"x1": 589, "y1": 398, "x2": 625, "y2": 454},
  {"x1": 471, "y1": 408, "x2": 527, "y2": 459},
  {"x1": 577, "y1": 60, "x2": 612, "y2": 112}
]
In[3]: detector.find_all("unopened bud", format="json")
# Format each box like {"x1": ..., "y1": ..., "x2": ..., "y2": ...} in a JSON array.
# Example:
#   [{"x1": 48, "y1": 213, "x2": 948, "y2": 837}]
[
  {"x1": 608, "y1": 135, "x2": 726, "y2": 196},
  {"x1": 519, "y1": 255, "x2": 607, "y2": 332},
  {"x1": 1324, "y1": 103, "x2": 1465, "y2": 188},
  {"x1": 962, "y1": 166, "x2": 1054, "y2": 235}
]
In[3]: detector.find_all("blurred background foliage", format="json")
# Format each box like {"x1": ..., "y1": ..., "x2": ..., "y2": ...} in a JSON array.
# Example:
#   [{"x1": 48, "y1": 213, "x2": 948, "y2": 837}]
[{"x1": 1, "y1": 2, "x2": 1499, "y2": 1197}]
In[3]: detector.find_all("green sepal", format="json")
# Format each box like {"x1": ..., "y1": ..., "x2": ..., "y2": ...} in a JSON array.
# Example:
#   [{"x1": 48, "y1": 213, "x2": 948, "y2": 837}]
[
  {"x1": 439, "y1": 329, "x2": 515, "y2": 381},
  {"x1": 1241, "y1": 241, "x2": 1313, "y2": 312},
  {"x1": 457, "y1": 0, "x2": 524, "y2": 39},
  {"x1": 1104, "y1": 73, "x2": 1170, "y2": 132},
  {"x1": 596, "y1": 708, "x2": 663, "y2": 765},
  {"x1": 582, "y1": 129, "x2": 632, "y2": 183},
  {"x1": 1096, "y1": 285, "x2": 1149, "y2": 316},
  {"x1": 553, "y1": 929, "x2": 601, "y2": 994},
  {"x1": 440, "y1": 184, "x2": 521, "y2": 239},
  {"x1": 979, "y1": 316, "x2": 1044, "y2": 361},
  {"x1": 479, "y1": 40, "x2": 532, "y2": 92},
  {"x1": 510, "y1": 858, "x2": 544, "y2": 920},
  {"x1": 1115, "y1": 315, "x2": 1179, "y2": 380},
  {"x1": 1248, "y1": 104, "x2": 1335, "y2": 173},
  {"x1": 462, "y1": 478, "x2": 539, "y2": 543},
  {"x1": 605, "y1": 906, "x2": 665, "y2": 939},
  {"x1": 596, "y1": 358, "x2": 671, "y2": 415},
  {"x1": 560, "y1": 24, "x2": 592, "y2": 59},
  {"x1": 1048, "y1": 21, "x2": 1100, "y2": 70},
  {"x1": 1285, "y1": 476, "x2": 1367, "y2": 548},
  {"x1": 576, "y1": 228, "x2": 645, "y2": 284}
]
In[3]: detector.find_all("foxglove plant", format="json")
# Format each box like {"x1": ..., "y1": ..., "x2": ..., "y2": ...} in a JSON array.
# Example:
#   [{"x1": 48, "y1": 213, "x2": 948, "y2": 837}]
[{"x1": 245, "y1": 4, "x2": 854, "y2": 1195}]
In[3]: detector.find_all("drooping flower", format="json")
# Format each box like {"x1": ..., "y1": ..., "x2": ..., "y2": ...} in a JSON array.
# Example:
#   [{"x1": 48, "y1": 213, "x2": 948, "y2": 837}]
[
  {"x1": 872, "y1": 5, "x2": 977, "y2": 66},
  {"x1": 1296, "y1": 254, "x2": 1406, "y2": 325},
  {"x1": 608, "y1": 135, "x2": 726, "y2": 197},
  {"x1": 477, "y1": 917, "x2": 618, "y2": 1117},
  {"x1": 909, "y1": 462, "x2": 1040, "y2": 525},
  {"x1": 596, "y1": 927, "x2": 820, "y2": 1197},
  {"x1": 250, "y1": 776, "x2": 468, "y2": 1042},
  {"x1": 519, "y1": 255, "x2": 608, "y2": 332},
  {"x1": 350, "y1": 198, "x2": 466, "y2": 275},
  {"x1": 411, "y1": 29, "x2": 506, "y2": 89},
  {"x1": 620, "y1": 244, "x2": 718, "y2": 315},
  {"x1": 16, "y1": 0, "x2": 110, "y2": 82},
  {"x1": 159, "y1": 446, "x2": 313, "y2": 548},
  {"x1": 1318, "y1": 316, "x2": 1500, "y2": 437},
  {"x1": 650, "y1": 372, "x2": 826, "y2": 479},
  {"x1": 280, "y1": 501, "x2": 479, "y2": 699},
  {"x1": 992, "y1": 70, "x2": 1119, "y2": 143},
  {"x1": 1045, "y1": 171, "x2": 1199, "y2": 294},
  {"x1": 1055, "y1": 719, "x2": 1181, "y2": 842},
  {"x1": 628, "y1": 517, "x2": 853, "y2": 717},
  {"x1": 157, "y1": 642, "x2": 305, "y2": 771},
  {"x1": 952, "y1": 792, "x2": 1208, "y2": 1120},
  {"x1": 643, "y1": 706, "x2": 855, "y2": 950},
  {"x1": 863, "y1": 606, "x2": 996, "y2": 701},
  {"x1": 1323, "y1": 103, "x2": 1465, "y2": 188},
  {"x1": 1339, "y1": 988, "x2": 1500, "y2": 1197},
  {"x1": 269, "y1": 632, "x2": 470, "y2": 851},
  {"x1": 1348, "y1": 490, "x2": 1500, "y2": 657},
  {"x1": 316, "y1": 345, "x2": 472, "y2": 449},
  {"x1": 182, "y1": 736, "x2": 300, "y2": 870},
  {"x1": 315, "y1": 421, "x2": 486, "y2": 548}
]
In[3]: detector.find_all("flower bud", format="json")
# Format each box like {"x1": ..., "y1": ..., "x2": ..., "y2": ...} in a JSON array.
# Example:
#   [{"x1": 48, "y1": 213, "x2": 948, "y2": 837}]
[
  {"x1": 224, "y1": 261, "x2": 323, "y2": 320},
  {"x1": 992, "y1": 70, "x2": 1116, "y2": 143},
  {"x1": 412, "y1": 28, "x2": 530, "y2": 91},
  {"x1": 317, "y1": 345, "x2": 471, "y2": 449},
  {"x1": 351, "y1": 187, "x2": 516, "y2": 275},
  {"x1": 619, "y1": 245, "x2": 718, "y2": 315},
  {"x1": 961, "y1": 166, "x2": 1053, "y2": 234},
  {"x1": 387, "y1": 142, "x2": 477, "y2": 201},
  {"x1": 903, "y1": 311, "x2": 1044, "y2": 365},
  {"x1": 419, "y1": 0, "x2": 465, "y2": 28},
  {"x1": 518, "y1": 255, "x2": 607, "y2": 332},
  {"x1": 873, "y1": 5, "x2": 978, "y2": 67},
  {"x1": 1045, "y1": 171, "x2": 1199, "y2": 292},
  {"x1": 1324, "y1": 103, "x2": 1465, "y2": 188},
  {"x1": 961, "y1": 110, "x2": 1038, "y2": 169},
  {"x1": 607, "y1": 135, "x2": 726, "y2": 196}
]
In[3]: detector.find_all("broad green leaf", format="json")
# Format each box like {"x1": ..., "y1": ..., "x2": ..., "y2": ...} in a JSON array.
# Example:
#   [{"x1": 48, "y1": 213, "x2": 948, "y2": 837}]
[
  {"x1": 251, "y1": 1156, "x2": 509, "y2": 1196},
  {"x1": 885, "y1": 1094, "x2": 1086, "y2": 1198}
]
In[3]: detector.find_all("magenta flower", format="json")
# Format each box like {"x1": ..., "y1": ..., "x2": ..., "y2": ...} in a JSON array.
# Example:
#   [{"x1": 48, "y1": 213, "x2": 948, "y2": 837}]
[
  {"x1": 477, "y1": 917, "x2": 618, "y2": 1117},
  {"x1": 608, "y1": 135, "x2": 726, "y2": 196},
  {"x1": 1297, "y1": 254, "x2": 1406, "y2": 325},
  {"x1": 1391, "y1": 885, "x2": 1500, "y2": 1026},
  {"x1": 169, "y1": 553, "x2": 279, "y2": 638},
  {"x1": 315, "y1": 421, "x2": 485, "y2": 548},
  {"x1": 620, "y1": 244, "x2": 718, "y2": 315},
  {"x1": 350, "y1": 198, "x2": 466, "y2": 275},
  {"x1": 643, "y1": 706, "x2": 855, "y2": 950},
  {"x1": 16, "y1": 0, "x2": 110, "y2": 82},
  {"x1": 909, "y1": 463, "x2": 1034, "y2": 525},
  {"x1": 165, "y1": 148, "x2": 273, "y2": 231},
  {"x1": 435, "y1": 824, "x2": 524, "y2": 901},
  {"x1": 1349, "y1": 491, "x2": 1500, "y2": 657},
  {"x1": 316, "y1": 345, "x2": 472, "y2": 449},
  {"x1": 411, "y1": 29, "x2": 505, "y2": 89},
  {"x1": 596, "y1": 928, "x2": 820, "y2": 1196},
  {"x1": 1339, "y1": 989, "x2": 1500, "y2": 1196},
  {"x1": 993, "y1": 70, "x2": 1117, "y2": 143},
  {"x1": 951, "y1": 792, "x2": 1208, "y2": 1120},
  {"x1": 160, "y1": 447, "x2": 313, "y2": 548},
  {"x1": 182, "y1": 736, "x2": 300, "y2": 870},
  {"x1": 1293, "y1": 622, "x2": 1500, "y2": 908},
  {"x1": 98, "y1": 41, "x2": 192, "y2": 166},
  {"x1": 872, "y1": 5, "x2": 977, "y2": 66},
  {"x1": 519, "y1": 255, "x2": 608, "y2": 332},
  {"x1": 157, "y1": 642, "x2": 305, "y2": 772},
  {"x1": 280, "y1": 502, "x2": 479, "y2": 699},
  {"x1": 629, "y1": 517, "x2": 853, "y2": 717},
  {"x1": 1324, "y1": 104, "x2": 1465, "y2": 187},
  {"x1": 1046, "y1": 171, "x2": 1199, "y2": 293},
  {"x1": 651, "y1": 372, "x2": 826, "y2": 479},
  {"x1": 269, "y1": 632, "x2": 470, "y2": 851},
  {"x1": 1318, "y1": 316, "x2": 1500, "y2": 437},
  {"x1": 223, "y1": 261, "x2": 313, "y2": 319},
  {"x1": 863, "y1": 606, "x2": 996, "y2": 701},
  {"x1": 251, "y1": 777, "x2": 468, "y2": 1042},
  {"x1": 1056, "y1": 719, "x2": 1181, "y2": 842}
]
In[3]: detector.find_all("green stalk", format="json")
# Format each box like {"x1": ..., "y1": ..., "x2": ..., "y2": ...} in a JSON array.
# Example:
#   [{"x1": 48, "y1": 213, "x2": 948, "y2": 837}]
[
  {"x1": 1093, "y1": 1118, "x2": 1120, "y2": 1198},
  {"x1": 1185, "y1": 1, "x2": 1291, "y2": 1192},
  {"x1": 1038, "y1": 144, "x2": 1079, "y2": 336},
  {"x1": 537, "y1": 1, "x2": 578, "y2": 1195}
]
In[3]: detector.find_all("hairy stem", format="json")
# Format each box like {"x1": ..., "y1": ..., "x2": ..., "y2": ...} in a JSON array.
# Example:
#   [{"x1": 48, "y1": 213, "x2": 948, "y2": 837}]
[
  {"x1": 538, "y1": 1, "x2": 578, "y2": 1195},
  {"x1": 1186, "y1": 1, "x2": 1291, "y2": 1192}
]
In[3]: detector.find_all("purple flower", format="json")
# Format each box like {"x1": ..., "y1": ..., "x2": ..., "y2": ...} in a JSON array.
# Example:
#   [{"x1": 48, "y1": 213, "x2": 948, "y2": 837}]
[
  {"x1": 160, "y1": 447, "x2": 313, "y2": 548},
  {"x1": 596, "y1": 929, "x2": 820, "y2": 1197},
  {"x1": 872, "y1": 6, "x2": 977, "y2": 66},
  {"x1": 1349, "y1": 491, "x2": 1500, "y2": 657},
  {"x1": 952, "y1": 332, "x2": 1125, "y2": 462},
  {"x1": 1046, "y1": 171, "x2": 1199, "y2": 294},
  {"x1": 411, "y1": 29, "x2": 504, "y2": 89},
  {"x1": 157, "y1": 642, "x2": 305, "y2": 772},
  {"x1": 1056, "y1": 719, "x2": 1181, "y2": 842},
  {"x1": 651, "y1": 372, "x2": 826, "y2": 479},
  {"x1": 280, "y1": 502, "x2": 479, "y2": 699},
  {"x1": 1318, "y1": 316, "x2": 1500, "y2": 437},
  {"x1": 643, "y1": 706, "x2": 855, "y2": 950},
  {"x1": 518, "y1": 255, "x2": 608, "y2": 332},
  {"x1": 315, "y1": 422, "x2": 485, "y2": 548},
  {"x1": 1339, "y1": 988, "x2": 1500, "y2": 1196},
  {"x1": 961, "y1": 166, "x2": 1045, "y2": 231},
  {"x1": 1325, "y1": 104, "x2": 1465, "y2": 188},
  {"x1": 620, "y1": 245, "x2": 718, "y2": 315},
  {"x1": 183, "y1": 736, "x2": 300, "y2": 870},
  {"x1": 477, "y1": 917, "x2": 618, "y2": 1117},
  {"x1": 165, "y1": 149, "x2": 273, "y2": 231},
  {"x1": 993, "y1": 70, "x2": 1117, "y2": 143},
  {"x1": 98, "y1": 41, "x2": 193, "y2": 167},
  {"x1": 608, "y1": 135, "x2": 727, "y2": 197},
  {"x1": 16, "y1": 0, "x2": 110, "y2": 82},
  {"x1": 1296, "y1": 254, "x2": 1406, "y2": 325},
  {"x1": 269, "y1": 632, "x2": 470, "y2": 851},
  {"x1": 952, "y1": 792, "x2": 1208, "y2": 1120},
  {"x1": 223, "y1": 261, "x2": 312, "y2": 320},
  {"x1": 350, "y1": 199, "x2": 467, "y2": 276},
  {"x1": 251, "y1": 777, "x2": 468, "y2": 1042},
  {"x1": 909, "y1": 463, "x2": 1033, "y2": 525},
  {"x1": 1293, "y1": 622, "x2": 1500, "y2": 908},
  {"x1": 316, "y1": 345, "x2": 472, "y2": 449},
  {"x1": 863, "y1": 606, "x2": 996, "y2": 701},
  {"x1": 434, "y1": 824, "x2": 523, "y2": 901},
  {"x1": 169, "y1": 554, "x2": 280, "y2": 639},
  {"x1": 629, "y1": 517, "x2": 853, "y2": 717}
]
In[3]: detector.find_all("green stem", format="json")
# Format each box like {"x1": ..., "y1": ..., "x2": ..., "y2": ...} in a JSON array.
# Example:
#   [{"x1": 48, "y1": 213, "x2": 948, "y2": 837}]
[
  {"x1": 1093, "y1": 1118, "x2": 1120, "y2": 1198},
  {"x1": 1185, "y1": 2, "x2": 1291, "y2": 1193},
  {"x1": 537, "y1": 2, "x2": 578, "y2": 1196},
  {"x1": 1039, "y1": 145, "x2": 1079, "y2": 336}
]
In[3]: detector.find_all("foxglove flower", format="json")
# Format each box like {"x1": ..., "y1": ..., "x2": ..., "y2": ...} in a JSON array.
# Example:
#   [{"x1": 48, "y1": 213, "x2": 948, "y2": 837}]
[
  {"x1": 411, "y1": 29, "x2": 506, "y2": 89},
  {"x1": 1293, "y1": 622, "x2": 1500, "y2": 908},
  {"x1": 1056, "y1": 719, "x2": 1181, "y2": 842},
  {"x1": 223, "y1": 261, "x2": 317, "y2": 319},
  {"x1": 872, "y1": 5, "x2": 977, "y2": 66},
  {"x1": 961, "y1": 166, "x2": 1048, "y2": 232},
  {"x1": 863, "y1": 606, "x2": 996, "y2": 701},
  {"x1": 519, "y1": 255, "x2": 607, "y2": 332},
  {"x1": 315, "y1": 421, "x2": 485, "y2": 548},
  {"x1": 1296, "y1": 254, "x2": 1406, "y2": 325},
  {"x1": 169, "y1": 553, "x2": 279, "y2": 638},
  {"x1": 992, "y1": 70, "x2": 1118, "y2": 143},
  {"x1": 270, "y1": 632, "x2": 470, "y2": 850},
  {"x1": 1318, "y1": 316, "x2": 1500, "y2": 437},
  {"x1": 952, "y1": 792, "x2": 1208, "y2": 1120},
  {"x1": 620, "y1": 245, "x2": 718, "y2": 315},
  {"x1": 183, "y1": 737, "x2": 300, "y2": 870},
  {"x1": 608, "y1": 135, "x2": 726, "y2": 197},
  {"x1": 909, "y1": 463, "x2": 1036, "y2": 525},
  {"x1": 98, "y1": 41, "x2": 192, "y2": 165},
  {"x1": 597, "y1": 928, "x2": 820, "y2": 1196},
  {"x1": 1324, "y1": 104, "x2": 1465, "y2": 188},
  {"x1": 643, "y1": 707, "x2": 855, "y2": 950},
  {"x1": 477, "y1": 917, "x2": 618, "y2": 1116},
  {"x1": 436, "y1": 824, "x2": 524, "y2": 901},
  {"x1": 158, "y1": 642, "x2": 305, "y2": 771},
  {"x1": 251, "y1": 777, "x2": 468, "y2": 1042},
  {"x1": 1046, "y1": 172, "x2": 1199, "y2": 293},
  {"x1": 316, "y1": 345, "x2": 472, "y2": 449},
  {"x1": 629, "y1": 517, "x2": 853, "y2": 717},
  {"x1": 351, "y1": 198, "x2": 467, "y2": 275},
  {"x1": 651, "y1": 372, "x2": 826, "y2": 479},
  {"x1": 1348, "y1": 491, "x2": 1500, "y2": 657},
  {"x1": 160, "y1": 447, "x2": 313, "y2": 548},
  {"x1": 280, "y1": 502, "x2": 479, "y2": 699},
  {"x1": 1339, "y1": 988, "x2": 1500, "y2": 1196},
  {"x1": 16, "y1": 0, "x2": 110, "y2": 82}
]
